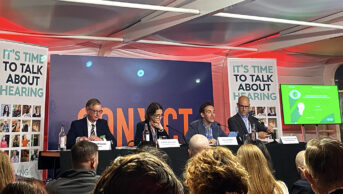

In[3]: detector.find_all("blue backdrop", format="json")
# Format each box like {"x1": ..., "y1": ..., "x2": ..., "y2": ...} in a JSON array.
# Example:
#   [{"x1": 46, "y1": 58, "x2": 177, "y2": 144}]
[{"x1": 48, "y1": 55, "x2": 213, "y2": 149}]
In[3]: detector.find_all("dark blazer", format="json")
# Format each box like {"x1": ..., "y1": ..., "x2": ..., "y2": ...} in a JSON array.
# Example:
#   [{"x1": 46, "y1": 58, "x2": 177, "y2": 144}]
[
  {"x1": 185, "y1": 119, "x2": 227, "y2": 143},
  {"x1": 227, "y1": 113, "x2": 266, "y2": 143},
  {"x1": 66, "y1": 117, "x2": 116, "y2": 149},
  {"x1": 134, "y1": 121, "x2": 169, "y2": 146},
  {"x1": 290, "y1": 178, "x2": 314, "y2": 194}
]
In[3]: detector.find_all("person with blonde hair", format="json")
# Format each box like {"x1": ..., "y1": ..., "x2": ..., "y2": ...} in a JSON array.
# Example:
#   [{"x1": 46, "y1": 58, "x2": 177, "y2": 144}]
[
  {"x1": 93, "y1": 152, "x2": 183, "y2": 194},
  {"x1": 302, "y1": 137, "x2": 343, "y2": 194},
  {"x1": 0, "y1": 152, "x2": 15, "y2": 192},
  {"x1": 184, "y1": 146, "x2": 249, "y2": 194},
  {"x1": 237, "y1": 144, "x2": 288, "y2": 194}
]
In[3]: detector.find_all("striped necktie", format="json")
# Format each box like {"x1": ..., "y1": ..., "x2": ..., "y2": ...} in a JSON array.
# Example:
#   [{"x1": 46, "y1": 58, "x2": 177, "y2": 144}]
[{"x1": 91, "y1": 124, "x2": 95, "y2": 136}]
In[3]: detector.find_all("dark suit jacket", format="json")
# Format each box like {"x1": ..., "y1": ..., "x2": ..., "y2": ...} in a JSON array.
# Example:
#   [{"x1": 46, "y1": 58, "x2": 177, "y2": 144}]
[
  {"x1": 66, "y1": 117, "x2": 116, "y2": 149},
  {"x1": 134, "y1": 121, "x2": 169, "y2": 146},
  {"x1": 227, "y1": 113, "x2": 266, "y2": 144},
  {"x1": 185, "y1": 119, "x2": 227, "y2": 143},
  {"x1": 290, "y1": 178, "x2": 314, "y2": 194}
]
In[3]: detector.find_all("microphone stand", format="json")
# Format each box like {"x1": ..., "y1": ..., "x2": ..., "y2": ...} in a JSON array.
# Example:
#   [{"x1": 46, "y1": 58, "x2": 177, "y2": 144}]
[{"x1": 166, "y1": 125, "x2": 188, "y2": 146}]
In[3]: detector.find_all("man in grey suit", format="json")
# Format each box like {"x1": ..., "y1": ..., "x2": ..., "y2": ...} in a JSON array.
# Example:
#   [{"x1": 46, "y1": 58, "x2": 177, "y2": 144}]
[{"x1": 185, "y1": 102, "x2": 227, "y2": 144}]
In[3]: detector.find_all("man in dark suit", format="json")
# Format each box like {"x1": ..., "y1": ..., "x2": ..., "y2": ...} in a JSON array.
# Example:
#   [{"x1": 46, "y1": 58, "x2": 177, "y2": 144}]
[
  {"x1": 185, "y1": 101, "x2": 227, "y2": 144},
  {"x1": 67, "y1": 98, "x2": 116, "y2": 149},
  {"x1": 227, "y1": 96, "x2": 272, "y2": 144}
]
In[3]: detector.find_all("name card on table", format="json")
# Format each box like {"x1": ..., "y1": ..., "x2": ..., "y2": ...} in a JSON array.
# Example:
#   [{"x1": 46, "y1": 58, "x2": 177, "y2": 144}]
[
  {"x1": 157, "y1": 139, "x2": 180, "y2": 148},
  {"x1": 91, "y1": 141, "x2": 111, "y2": 150},
  {"x1": 280, "y1": 136, "x2": 299, "y2": 144},
  {"x1": 217, "y1": 137, "x2": 238, "y2": 145}
]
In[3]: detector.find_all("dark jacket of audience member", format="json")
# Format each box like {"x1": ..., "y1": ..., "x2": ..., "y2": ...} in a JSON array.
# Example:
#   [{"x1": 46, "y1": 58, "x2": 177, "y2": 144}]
[
  {"x1": 45, "y1": 141, "x2": 99, "y2": 194},
  {"x1": 93, "y1": 152, "x2": 183, "y2": 194}
]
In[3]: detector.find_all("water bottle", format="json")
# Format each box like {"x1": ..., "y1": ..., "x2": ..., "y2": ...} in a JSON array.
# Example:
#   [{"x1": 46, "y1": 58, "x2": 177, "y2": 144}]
[
  {"x1": 143, "y1": 123, "x2": 150, "y2": 142},
  {"x1": 58, "y1": 125, "x2": 66, "y2": 150}
]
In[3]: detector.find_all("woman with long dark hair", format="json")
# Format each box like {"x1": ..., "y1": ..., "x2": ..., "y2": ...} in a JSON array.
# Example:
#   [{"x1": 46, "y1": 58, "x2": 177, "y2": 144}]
[
  {"x1": 134, "y1": 102, "x2": 169, "y2": 146},
  {"x1": 2, "y1": 105, "x2": 9, "y2": 117}
]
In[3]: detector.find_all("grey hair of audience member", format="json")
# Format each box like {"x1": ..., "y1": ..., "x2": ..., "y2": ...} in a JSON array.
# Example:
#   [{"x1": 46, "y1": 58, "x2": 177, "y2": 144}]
[
  {"x1": 93, "y1": 152, "x2": 183, "y2": 194},
  {"x1": 295, "y1": 150, "x2": 306, "y2": 177},
  {"x1": 136, "y1": 144, "x2": 170, "y2": 165},
  {"x1": 188, "y1": 134, "x2": 209, "y2": 157}
]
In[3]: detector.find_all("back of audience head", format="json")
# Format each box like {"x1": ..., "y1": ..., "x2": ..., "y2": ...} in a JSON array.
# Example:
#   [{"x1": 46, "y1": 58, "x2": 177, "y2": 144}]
[
  {"x1": 237, "y1": 144, "x2": 283, "y2": 194},
  {"x1": 1, "y1": 181, "x2": 47, "y2": 194},
  {"x1": 136, "y1": 144, "x2": 170, "y2": 165},
  {"x1": 93, "y1": 152, "x2": 183, "y2": 194},
  {"x1": 184, "y1": 146, "x2": 249, "y2": 194},
  {"x1": 0, "y1": 152, "x2": 14, "y2": 192},
  {"x1": 244, "y1": 139, "x2": 274, "y2": 174},
  {"x1": 71, "y1": 141, "x2": 98, "y2": 170},
  {"x1": 188, "y1": 134, "x2": 209, "y2": 157},
  {"x1": 303, "y1": 137, "x2": 343, "y2": 193},
  {"x1": 295, "y1": 150, "x2": 306, "y2": 178}
]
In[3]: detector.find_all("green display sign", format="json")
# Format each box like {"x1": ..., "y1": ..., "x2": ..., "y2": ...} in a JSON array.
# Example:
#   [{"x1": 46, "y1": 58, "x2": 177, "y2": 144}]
[{"x1": 281, "y1": 85, "x2": 342, "y2": 124}]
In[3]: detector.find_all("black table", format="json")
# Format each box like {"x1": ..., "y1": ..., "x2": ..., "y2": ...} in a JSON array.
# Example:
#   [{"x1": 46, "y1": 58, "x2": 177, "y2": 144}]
[{"x1": 47, "y1": 143, "x2": 305, "y2": 189}]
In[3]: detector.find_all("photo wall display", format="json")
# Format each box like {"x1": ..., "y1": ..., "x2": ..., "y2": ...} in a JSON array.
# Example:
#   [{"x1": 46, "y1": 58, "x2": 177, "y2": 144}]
[
  {"x1": 249, "y1": 106, "x2": 278, "y2": 129},
  {"x1": 0, "y1": 104, "x2": 42, "y2": 163},
  {"x1": 0, "y1": 40, "x2": 47, "y2": 179}
]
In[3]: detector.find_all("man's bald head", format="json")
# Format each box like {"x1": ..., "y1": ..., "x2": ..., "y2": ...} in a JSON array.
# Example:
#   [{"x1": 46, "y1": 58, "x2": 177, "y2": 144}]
[
  {"x1": 237, "y1": 96, "x2": 250, "y2": 116},
  {"x1": 295, "y1": 150, "x2": 306, "y2": 177},
  {"x1": 188, "y1": 134, "x2": 210, "y2": 157}
]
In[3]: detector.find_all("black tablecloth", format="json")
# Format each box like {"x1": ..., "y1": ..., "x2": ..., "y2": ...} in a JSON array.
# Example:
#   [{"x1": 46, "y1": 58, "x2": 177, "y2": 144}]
[{"x1": 46, "y1": 143, "x2": 305, "y2": 189}]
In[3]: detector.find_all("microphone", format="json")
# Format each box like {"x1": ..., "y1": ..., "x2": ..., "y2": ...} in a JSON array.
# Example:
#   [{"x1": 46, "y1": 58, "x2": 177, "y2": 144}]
[{"x1": 166, "y1": 125, "x2": 188, "y2": 146}]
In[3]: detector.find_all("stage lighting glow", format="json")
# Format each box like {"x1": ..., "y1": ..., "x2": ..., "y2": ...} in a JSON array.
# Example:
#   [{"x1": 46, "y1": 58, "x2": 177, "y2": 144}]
[
  {"x1": 195, "y1": 78, "x2": 201, "y2": 83},
  {"x1": 86, "y1": 61, "x2": 93, "y2": 67},
  {"x1": 137, "y1": 69, "x2": 144, "y2": 77}
]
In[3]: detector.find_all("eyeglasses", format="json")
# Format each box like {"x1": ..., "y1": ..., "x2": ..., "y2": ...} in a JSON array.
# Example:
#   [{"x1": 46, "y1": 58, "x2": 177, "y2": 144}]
[
  {"x1": 89, "y1": 109, "x2": 103, "y2": 114},
  {"x1": 153, "y1": 114, "x2": 163, "y2": 118},
  {"x1": 238, "y1": 104, "x2": 250, "y2": 109}
]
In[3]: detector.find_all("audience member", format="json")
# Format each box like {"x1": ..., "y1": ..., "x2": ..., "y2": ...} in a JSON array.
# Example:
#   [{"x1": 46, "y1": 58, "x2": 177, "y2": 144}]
[
  {"x1": 93, "y1": 152, "x2": 183, "y2": 194},
  {"x1": 290, "y1": 150, "x2": 314, "y2": 194},
  {"x1": 245, "y1": 139, "x2": 275, "y2": 174},
  {"x1": 0, "y1": 152, "x2": 14, "y2": 192},
  {"x1": 45, "y1": 141, "x2": 99, "y2": 194},
  {"x1": 184, "y1": 146, "x2": 249, "y2": 194},
  {"x1": 1, "y1": 181, "x2": 47, "y2": 194},
  {"x1": 303, "y1": 137, "x2": 343, "y2": 194},
  {"x1": 237, "y1": 144, "x2": 289, "y2": 194},
  {"x1": 188, "y1": 134, "x2": 209, "y2": 157},
  {"x1": 185, "y1": 101, "x2": 226, "y2": 145},
  {"x1": 66, "y1": 98, "x2": 116, "y2": 149},
  {"x1": 134, "y1": 102, "x2": 169, "y2": 146},
  {"x1": 136, "y1": 144, "x2": 170, "y2": 165}
]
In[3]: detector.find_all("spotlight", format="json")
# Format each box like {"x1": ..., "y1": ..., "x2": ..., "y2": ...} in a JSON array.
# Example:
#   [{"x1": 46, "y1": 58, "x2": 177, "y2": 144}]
[
  {"x1": 137, "y1": 69, "x2": 144, "y2": 77},
  {"x1": 195, "y1": 78, "x2": 201, "y2": 83},
  {"x1": 86, "y1": 61, "x2": 93, "y2": 67}
]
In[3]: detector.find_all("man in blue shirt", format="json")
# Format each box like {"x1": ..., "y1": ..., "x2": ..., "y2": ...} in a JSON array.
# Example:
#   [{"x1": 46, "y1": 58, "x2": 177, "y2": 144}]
[{"x1": 185, "y1": 102, "x2": 227, "y2": 144}]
